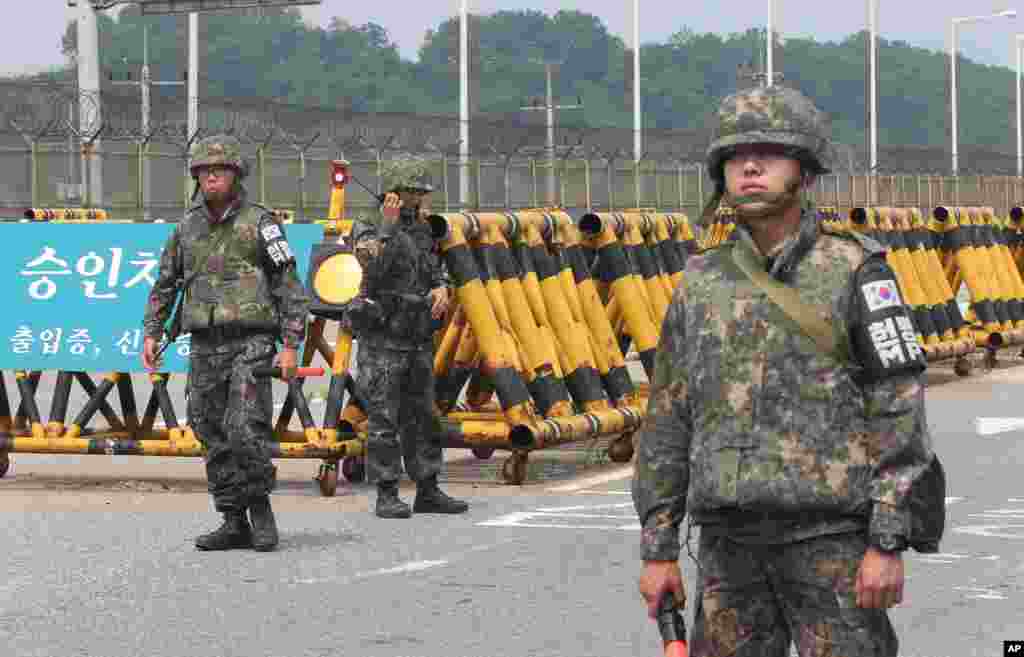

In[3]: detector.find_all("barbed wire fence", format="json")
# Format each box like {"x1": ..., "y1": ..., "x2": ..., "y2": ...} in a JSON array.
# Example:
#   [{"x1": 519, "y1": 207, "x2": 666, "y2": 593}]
[{"x1": 2, "y1": 80, "x2": 1024, "y2": 220}]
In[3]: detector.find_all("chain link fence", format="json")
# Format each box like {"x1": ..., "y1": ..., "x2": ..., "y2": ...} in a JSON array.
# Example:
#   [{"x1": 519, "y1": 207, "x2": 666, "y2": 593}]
[{"x1": 3, "y1": 80, "x2": 1024, "y2": 221}]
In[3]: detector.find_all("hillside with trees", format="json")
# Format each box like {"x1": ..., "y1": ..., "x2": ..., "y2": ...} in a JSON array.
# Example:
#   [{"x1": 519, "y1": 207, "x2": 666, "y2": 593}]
[{"x1": 44, "y1": 7, "x2": 1019, "y2": 155}]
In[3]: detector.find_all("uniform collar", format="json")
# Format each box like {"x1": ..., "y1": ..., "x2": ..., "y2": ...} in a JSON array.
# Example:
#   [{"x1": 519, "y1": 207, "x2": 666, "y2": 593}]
[{"x1": 734, "y1": 207, "x2": 819, "y2": 279}]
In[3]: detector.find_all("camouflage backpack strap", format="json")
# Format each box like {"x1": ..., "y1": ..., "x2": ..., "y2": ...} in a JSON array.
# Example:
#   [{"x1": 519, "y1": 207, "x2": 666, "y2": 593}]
[{"x1": 729, "y1": 241, "x2": 840, "y2": 358}]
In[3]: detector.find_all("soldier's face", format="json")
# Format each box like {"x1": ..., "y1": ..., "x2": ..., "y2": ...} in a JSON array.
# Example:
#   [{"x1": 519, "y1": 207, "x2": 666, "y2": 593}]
[
  {"x1": 723, "y1": 144, "x2": 805, "y2": 217},
  {"x1": 399, "y1": 191, "x2": 431, "y2": 214},
  {"x1": 198, "y1": 165, "x2": 237, "y2": 204}
]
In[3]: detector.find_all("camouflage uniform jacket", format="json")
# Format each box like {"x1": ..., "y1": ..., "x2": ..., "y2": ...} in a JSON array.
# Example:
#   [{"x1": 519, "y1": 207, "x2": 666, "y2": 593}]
[
  {"x1": 143, "y1": 189, "x2": 311, "y2": 349},
  {"x1": 348, "y1": 213, "x2": 448, "y2": 351},
  {"x1": 632, "y1": 209, "x2": 933, "y2": 561}
]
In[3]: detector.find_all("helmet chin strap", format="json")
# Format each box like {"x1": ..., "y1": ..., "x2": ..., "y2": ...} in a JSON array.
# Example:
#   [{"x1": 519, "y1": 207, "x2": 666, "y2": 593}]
[{"x1": 724, "y1": 176, "x2": 805, "y2": 220}]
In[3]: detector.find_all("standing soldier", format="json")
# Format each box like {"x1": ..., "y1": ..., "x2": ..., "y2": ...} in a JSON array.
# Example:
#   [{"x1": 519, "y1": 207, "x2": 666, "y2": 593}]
[
  {"x1": 347, "y1": 154, "x2": 469, "y2": 519},
  {"x1": 141, "y1": 135, "x2": 312, "y2": 552},
  {"x1": 632, "y1": 86, "x2": 943, "y2": 656}
]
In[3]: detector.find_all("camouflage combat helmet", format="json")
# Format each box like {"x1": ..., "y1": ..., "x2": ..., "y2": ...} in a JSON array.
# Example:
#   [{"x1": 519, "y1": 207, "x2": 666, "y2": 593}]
[
  {"x1": 380, "y1": 154, "x2": 434, "y2": 194},
  {"x1": 705, "y1": 85, "x2": 832, "y2": 183},
  {"x1": 189, "y1": 134, "x2": 249, "y2": 180}
]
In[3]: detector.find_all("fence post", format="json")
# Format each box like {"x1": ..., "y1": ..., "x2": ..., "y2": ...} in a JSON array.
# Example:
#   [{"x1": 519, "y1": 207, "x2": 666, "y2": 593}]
[
  {"x1": 697, "y1": 163, "x2": 704, "y2": 211},
  {"x1": 530, "y1": 158, "x2": 538, "y2": 209},
  {"x1": 137, "y1": 142, "x2": 144, "y2": 215},
  {"x1": 677, "y1": 163, "x2": 684, "y2": 211},
  {"x1": 29, "y1": 140, "x2": 39, "y2": 209},
  {"x1": 474, "y1": 157, "x2": 482, "y2": 211},
  {"x1": 441, "y1": 151, "x2": 449, "y2": 213}
]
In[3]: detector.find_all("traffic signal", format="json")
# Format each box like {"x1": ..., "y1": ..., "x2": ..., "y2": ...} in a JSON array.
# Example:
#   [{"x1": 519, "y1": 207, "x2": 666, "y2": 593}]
[
  {"x1": 305, "y1": 241, "x2": 363, "y2": 320},
  {"x1": 330, "y1": 160, "x2": 350, "y2": 189}
]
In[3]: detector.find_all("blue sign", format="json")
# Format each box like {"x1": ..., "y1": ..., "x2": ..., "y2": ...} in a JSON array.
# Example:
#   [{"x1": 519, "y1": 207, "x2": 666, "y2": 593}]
[{"x1": 0, "y1": 222, "x2": 323, "y2": 373}]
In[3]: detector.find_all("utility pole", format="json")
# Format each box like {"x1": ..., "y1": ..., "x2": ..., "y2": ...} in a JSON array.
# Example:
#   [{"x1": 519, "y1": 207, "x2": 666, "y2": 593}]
[
  {"x1": 632, "y1": 0, "x2": 642, "y2": 204},
  {"x1": 76, "y1": 2, "x2": 103, "y2": 207},
  {"x1": 459, "y1": 0, "x2": 470, "y2": 208},
  {"x1": 521, "y1": 63, "x2": 583, "y2": 208},
  {"x1": 111, "y1": 25, "x2": 185, "y2": 219},
  {"x1": 188, "y1": 12, "x2": 199, "y2": 141}
]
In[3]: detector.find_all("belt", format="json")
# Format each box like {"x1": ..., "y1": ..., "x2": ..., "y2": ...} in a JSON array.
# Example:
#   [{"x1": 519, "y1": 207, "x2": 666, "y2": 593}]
[{"x1": 193, "y1": 325, "x2": 272, "y2": 341}]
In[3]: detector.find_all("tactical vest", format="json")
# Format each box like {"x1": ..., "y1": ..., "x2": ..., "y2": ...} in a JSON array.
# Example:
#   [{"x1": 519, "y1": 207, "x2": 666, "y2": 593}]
[
  {"x1": 178, "y1": 203, "x2": 280, "y2": 336},
  {"x1": 683, "y1": 231, "x2": 880, "y2": 518}
]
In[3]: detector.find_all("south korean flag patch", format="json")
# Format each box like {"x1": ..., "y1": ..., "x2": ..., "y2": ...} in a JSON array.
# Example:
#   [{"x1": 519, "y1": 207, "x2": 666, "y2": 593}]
[{"x1": 861, "y1": 279, "x2": 903, "y2": 312}]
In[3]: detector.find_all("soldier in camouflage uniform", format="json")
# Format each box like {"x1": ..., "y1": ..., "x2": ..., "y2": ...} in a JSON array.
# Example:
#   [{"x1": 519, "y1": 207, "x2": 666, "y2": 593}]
[
  {"x1": 347, "y1": 155, "x2": 469, "y2": 519},
  {"x1": 142, "y1": 135, "x2": 312, "y2": 552},
  {"x1": 632, "y1": 86, "x2": 941, "y2": 656}
]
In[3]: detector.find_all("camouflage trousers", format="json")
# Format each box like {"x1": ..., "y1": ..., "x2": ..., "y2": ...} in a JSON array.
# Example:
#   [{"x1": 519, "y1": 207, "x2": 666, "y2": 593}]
[
  {"x1": 690, "y1": 531, "x2": 899, "y2": 657},
  {"x1": 187, "y1": 332, "x2": 278, "y2": 512},
  {"x1": 355, "y1": 344, "x2": 443, "y2": 486}
]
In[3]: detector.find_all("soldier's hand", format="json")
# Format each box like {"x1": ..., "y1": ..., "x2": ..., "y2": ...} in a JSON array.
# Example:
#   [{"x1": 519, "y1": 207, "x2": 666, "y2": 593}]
[
  {"x1": 639, "y1": 560, "x2": 686, "y2": 620},
  {"x1": 142, "y1": 336, "x2": 161, "y2": 372},
  {"x1": 428, "y1": 286, "x2": 450, "y2": 320},
  {"x1": 273, "y1": 348, "x2": 298, "y2": 382},
  {"x1": 382, "y1": 192, "x2": 402, "y2": 225},
  {"x1": 855, "y1": 547, "x2": 904, "y2": 609}
]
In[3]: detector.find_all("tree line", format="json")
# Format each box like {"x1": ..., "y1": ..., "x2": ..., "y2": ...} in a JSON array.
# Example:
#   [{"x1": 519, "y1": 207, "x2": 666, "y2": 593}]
[{"x1": 35, "y1": 6, "x2": 1020, "y2": 154}]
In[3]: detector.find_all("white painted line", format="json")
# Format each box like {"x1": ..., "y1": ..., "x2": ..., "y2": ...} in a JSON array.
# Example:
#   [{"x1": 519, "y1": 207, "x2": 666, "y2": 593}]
[
  {"x1": 953, "y1": 523, "x2": 1024, "y2": 539},
  {"x1": 534, "y1": 502, "x2": 633, "y2": 513},
  {"x1": 953, "y1": 586, "x2": 1007, "y2": 601},
  {"x1": 368, "y1": 560, "x2": 448, "y2": 576},
  {"x1": 290, "y1": 540, "x2": 517, "y2": 587},
  {"x1": 946, "y1": 497, "x2": 964, "y2": 505},
  {"x1": 975, "y1": 416, "x2": 1024, "y2": 436},
  {"x1": 478, "y1": 503, "x2": 640, "y2": 531},
  {"x1": 545, "y1": 465, "x2": 633, "y2": 493}
]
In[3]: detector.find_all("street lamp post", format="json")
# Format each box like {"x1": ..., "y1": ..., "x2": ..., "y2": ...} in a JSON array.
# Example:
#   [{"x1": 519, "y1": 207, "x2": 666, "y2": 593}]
[
  {"x1": 950, "y1": 9, "x2": 1017, "y2": 177},
  {"x1": 459, "y1": 0, "x2": 470, "y2": 208},
  {"x1": 1016, "y1": 34, "x2": 1024, "y2": 177},
  {"x1": 868, "y1": 0, "x2": 878, "y2": 204}
]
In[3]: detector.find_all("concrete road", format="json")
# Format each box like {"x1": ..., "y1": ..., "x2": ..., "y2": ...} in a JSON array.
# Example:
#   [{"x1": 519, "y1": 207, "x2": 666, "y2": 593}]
[{"x1": 2, "y1": 353, "x2": 1023, "y2": 657}]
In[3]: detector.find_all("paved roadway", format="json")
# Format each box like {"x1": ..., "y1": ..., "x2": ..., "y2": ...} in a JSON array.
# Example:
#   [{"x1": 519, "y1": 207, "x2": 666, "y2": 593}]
[{"x1": 2, "y1": 353, "x2": 1023, "y2": 657}]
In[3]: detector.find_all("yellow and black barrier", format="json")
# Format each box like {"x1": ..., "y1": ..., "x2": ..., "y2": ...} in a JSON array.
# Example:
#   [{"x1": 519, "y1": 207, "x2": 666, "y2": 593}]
[
  {"x1": 931, "y1": 206, "x2": 1024, "y2": 366},
  {"x1": 23, "y1": 208, "x2": 110, "y2": 221}
]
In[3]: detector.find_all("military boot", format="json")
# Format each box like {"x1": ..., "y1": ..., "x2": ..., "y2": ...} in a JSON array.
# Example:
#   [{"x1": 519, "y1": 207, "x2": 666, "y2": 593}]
[
  {"x1": 375, "y1": 483, "x2": 412, "y2": 519},
  {"x1": 413, "y1": 476, "x2": 469, "y2": 514},
  {"x1": 195, "y1": 511, "x2": 253, "y2": 551},
  {"x1": 248, "y1": 496, "x2": 279, "y2": 552}
]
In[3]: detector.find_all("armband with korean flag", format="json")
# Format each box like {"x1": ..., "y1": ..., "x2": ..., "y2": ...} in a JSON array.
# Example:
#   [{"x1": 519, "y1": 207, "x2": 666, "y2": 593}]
[{"x1": 849, "y1": 256, "x2": 927, "y2": 383}]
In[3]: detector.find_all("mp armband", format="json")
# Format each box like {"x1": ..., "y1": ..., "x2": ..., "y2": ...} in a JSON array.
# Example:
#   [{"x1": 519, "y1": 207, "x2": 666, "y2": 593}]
[
  {"x1": 260, "y1": 220, "x2": 296, "y2": 269},
  {"x1": 850, "y1": 264, "x2": 927, "y2": 383}
]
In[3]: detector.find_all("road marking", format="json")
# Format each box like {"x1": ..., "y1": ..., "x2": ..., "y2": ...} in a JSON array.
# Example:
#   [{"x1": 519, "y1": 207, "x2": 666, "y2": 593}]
[
  {"x1": 479, "y1": 502, "x2": 639, "y2": 531},
  {"x1": 946, "y1": 497, "x2": 964, "y2": 505},
  {"x1": 534, "y1": 502, "x2": 633, "y2": 513},
  {"x1": 915, "y1": 552, "x2": 999, "y2": 564},
  {"x1": 545, "y1": 465, "x2": 633, "y2": 493},
  {"x1": 367, "y1": 560, "x2": 448, "y2": 576},
  {"x1": 952, "y1": 585, "x2": 1007, "y2": 601},
  {"x1": 290, "y1": 539, "x2": 517, "y2": 586},
  {"x1": 975, "y1": 416, "x2": 1024, "y2": 436},
  {"x1": 953, "y1": 523, "x2": 1024, "y2": 539}
]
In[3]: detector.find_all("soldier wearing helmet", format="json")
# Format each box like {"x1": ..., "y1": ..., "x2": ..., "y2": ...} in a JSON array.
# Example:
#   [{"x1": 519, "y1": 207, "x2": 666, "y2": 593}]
[
  {"x1": 633, "y1": 86, "x2": 942, "y2": 657},
  {"x1": 142, "y1": 135, "x2": 312, "y2": 552},
  {"x1": 347, "y1": 154, "x2": 468, "y2": 519}
]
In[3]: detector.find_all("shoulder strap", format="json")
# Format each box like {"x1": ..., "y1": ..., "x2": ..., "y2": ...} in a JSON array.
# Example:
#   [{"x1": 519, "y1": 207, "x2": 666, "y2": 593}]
[{"x1": 729, "y1": 243, "x2": 841, "y2": 358}]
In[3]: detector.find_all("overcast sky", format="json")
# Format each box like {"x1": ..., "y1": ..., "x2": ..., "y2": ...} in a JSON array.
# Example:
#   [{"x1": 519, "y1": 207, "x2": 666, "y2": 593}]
[{"x1": 7, "y1": 1, "x2": 1021, "y2": 75}]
